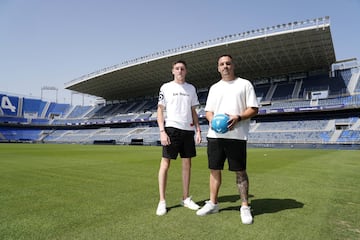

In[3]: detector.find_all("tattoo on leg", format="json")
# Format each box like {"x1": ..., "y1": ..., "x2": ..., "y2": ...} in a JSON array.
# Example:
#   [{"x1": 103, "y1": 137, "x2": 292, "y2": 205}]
[{"x1": 236, "y1": 171, "x2": 249, "y2": 203}]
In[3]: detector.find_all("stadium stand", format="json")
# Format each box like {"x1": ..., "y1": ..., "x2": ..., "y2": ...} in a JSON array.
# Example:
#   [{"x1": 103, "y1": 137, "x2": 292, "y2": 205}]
[{"x1": 1, "y1": 17, "x2": 359, "y2": 149}]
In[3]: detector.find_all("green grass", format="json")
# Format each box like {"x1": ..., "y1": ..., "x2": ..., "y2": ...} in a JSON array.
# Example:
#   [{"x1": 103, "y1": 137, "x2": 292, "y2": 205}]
[{"x1": 0, "y1": 144, "x2": 359, "y2": 240}]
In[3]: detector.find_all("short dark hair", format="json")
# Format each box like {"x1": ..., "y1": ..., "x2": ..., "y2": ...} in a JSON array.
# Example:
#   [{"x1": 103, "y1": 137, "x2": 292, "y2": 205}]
[
  {"x1": 218, "y1": 54, "x2": 233, "y2": 61},
  {"x1": 172, "y1": 60, "x2": 187, "y2": 68}
]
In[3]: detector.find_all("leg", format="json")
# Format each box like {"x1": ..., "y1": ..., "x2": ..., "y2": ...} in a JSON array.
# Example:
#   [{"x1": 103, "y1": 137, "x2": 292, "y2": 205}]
[
  {"x1": 236, "y1": 170, "x2": 253, "y2": 224},
  {"x1": 181, "y1": 157, "x2": 191, "y2": 200},
  {"x1": 196, "y1": 138, "x2": 223, "y2": 216},
  {"x1": 181, "y1": 157, "x2": 199, "y2": 210},
  {"x1": 158, "y1": 157, "x2": 170, "y2": 201},
  {"x1": 210, "y1": 169, "x2": 221, "y2": 204},
  {"x1": 235, "y1": 170, "x2": 249, "y2": 206},
  {"x1": 196, "y1": 169, "x2": 221, "y2": 216}
]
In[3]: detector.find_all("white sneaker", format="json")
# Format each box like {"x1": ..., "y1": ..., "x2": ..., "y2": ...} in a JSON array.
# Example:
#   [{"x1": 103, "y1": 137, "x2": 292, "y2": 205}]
[
  {"x1": 156, "y1": 200, "x2": 167, "y2": 216},
  {"x1": 181, "y1": 196, "x2": 200, "y2": 210},
  {"x1": 196, "y1": 200, "x2": 219, "y2": 216},
  {"x1": 240, "y1": 206, "x2": 253, "y2": 224}
]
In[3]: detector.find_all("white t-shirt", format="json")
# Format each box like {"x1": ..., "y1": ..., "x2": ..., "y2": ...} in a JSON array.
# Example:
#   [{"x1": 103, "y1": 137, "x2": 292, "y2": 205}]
[
  {"x1": 158, "y1": 81, "x2": 199, "y2": 131},
  {"x1": 205, "y1": 77, "x2": 259, "y2": 140}
]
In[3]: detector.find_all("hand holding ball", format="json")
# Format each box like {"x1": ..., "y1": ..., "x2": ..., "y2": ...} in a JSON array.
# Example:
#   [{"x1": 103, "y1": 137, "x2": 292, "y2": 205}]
[{"x1": 211, "y1": 114, "x2": 230, "y2": 133}]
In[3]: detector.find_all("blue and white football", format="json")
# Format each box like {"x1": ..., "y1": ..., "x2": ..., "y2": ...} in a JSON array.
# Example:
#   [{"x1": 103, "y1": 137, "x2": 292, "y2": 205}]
[{"x1": 211, "y1": 114, "x2": 229, "y2": 133}]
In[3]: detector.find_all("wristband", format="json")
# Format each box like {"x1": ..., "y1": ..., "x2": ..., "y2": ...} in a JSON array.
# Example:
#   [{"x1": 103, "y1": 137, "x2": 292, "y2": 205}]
[{"x1": 237, "y1": 115, "x2": 242, "y2": 121}]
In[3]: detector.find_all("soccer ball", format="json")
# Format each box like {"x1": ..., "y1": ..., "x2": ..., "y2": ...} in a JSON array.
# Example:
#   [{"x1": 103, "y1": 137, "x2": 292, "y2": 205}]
[{"x1": 211, "y1": 114, "x2": 229, "y2": 133}]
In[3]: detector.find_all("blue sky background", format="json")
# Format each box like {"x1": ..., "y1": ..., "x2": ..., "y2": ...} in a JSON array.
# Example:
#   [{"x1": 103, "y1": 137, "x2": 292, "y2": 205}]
[{"x1": 1, "y1": 0, "x2": 359, "y2": 105}]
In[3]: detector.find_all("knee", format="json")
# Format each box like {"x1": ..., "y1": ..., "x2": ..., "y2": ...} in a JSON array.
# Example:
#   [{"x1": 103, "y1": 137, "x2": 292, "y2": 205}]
[
  {"x1": 236, "y1": 171, "x2": 248, "y2": 182},
  {"x1": 160, "y1": 158, "x2": 170, "y2": 170},
  {"x1": 182, "y1": 158, "x2": 191, "y2": 169}
]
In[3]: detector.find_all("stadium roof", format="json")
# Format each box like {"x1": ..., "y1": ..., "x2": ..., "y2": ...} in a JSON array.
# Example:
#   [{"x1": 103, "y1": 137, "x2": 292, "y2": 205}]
[{"x1": 65, "y1": 16, "x2": 335, "y2": 101}]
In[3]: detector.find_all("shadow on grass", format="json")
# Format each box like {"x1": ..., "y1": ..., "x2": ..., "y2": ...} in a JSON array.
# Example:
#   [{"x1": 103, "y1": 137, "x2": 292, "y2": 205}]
[
  {"x1": 216, "y1": 195, "x2": 304, "y2": 216},
  {"x1": 167, "y1": 204, "x2": 182, "y2": 213},
  {"x1": 165, "y1": 195, "x2": 241, "y2": 212},
  {"x1": 250, "y1": 198, "x2": 304, "y2": 216},
  {"x1": 166, "y1": 195, "x2": 303, "y2": 216}
]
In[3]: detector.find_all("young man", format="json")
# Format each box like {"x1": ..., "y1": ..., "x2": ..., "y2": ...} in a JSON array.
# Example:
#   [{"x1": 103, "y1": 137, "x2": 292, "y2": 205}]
[
  {"x1": 196, "y1": 55, "x2": 259, "y2": 224},
  {"x1": 156, "y1": 60, "x2": 202, "y2": 216}
]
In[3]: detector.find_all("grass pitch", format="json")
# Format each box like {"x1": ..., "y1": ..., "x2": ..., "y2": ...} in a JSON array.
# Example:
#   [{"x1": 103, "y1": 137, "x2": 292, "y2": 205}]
[{"x1": 0, "y1": 144, "x2": 359, "y2": 240}]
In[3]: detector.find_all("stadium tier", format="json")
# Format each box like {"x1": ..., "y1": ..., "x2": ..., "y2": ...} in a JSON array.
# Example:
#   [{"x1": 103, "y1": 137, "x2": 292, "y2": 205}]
[
  {"x1": 1, "y1": 64, "x2": 359, "y2": 148},
  {"x1": 1, "y1": 17, "x2": 359, "y2": 149}
]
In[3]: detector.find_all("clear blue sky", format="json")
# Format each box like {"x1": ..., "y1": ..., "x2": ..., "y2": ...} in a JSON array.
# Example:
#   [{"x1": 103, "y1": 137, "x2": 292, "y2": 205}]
[{"x1": 1, "y1": 0, "x2": 359, "y2": 105}]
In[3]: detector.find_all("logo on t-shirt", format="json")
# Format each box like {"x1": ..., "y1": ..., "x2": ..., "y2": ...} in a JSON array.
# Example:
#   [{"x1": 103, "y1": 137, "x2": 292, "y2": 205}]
[
  {"x1": 158, "y1": 92, "x2": 164, "y2": 101},
  {"x1": 173, "y1": 92, "x2": 189, "y2": 97}
]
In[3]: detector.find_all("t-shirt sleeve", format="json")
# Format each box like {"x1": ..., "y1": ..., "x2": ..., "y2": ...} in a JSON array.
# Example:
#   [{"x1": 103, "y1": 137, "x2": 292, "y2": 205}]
[
  {"x1": 158, "y1": 85, "x2": 165, "y2": 106},
  {"x1": 191, "y1": 86, "x2": 200, "y2": 107},
  {"x1": 204, "y1": 87, "x2": 214, "y2": 112},
  {"x1": 246, "y1": 83, "x2": 259, "y2": 108}
]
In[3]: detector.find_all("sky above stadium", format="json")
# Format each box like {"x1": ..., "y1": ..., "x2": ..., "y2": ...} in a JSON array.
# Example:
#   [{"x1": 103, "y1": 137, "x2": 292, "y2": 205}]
[{"x1": 1, "y1": 0, "x2": 359, "y2": 105}]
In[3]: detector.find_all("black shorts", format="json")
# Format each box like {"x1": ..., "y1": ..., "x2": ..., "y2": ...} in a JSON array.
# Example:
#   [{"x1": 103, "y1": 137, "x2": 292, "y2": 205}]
[
  {"x1": 207, "y1": 138, "x2": 247, "y2": 171},
  {"x1": 162, "y1": 127, "x2": 196, "y2": 160}
]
